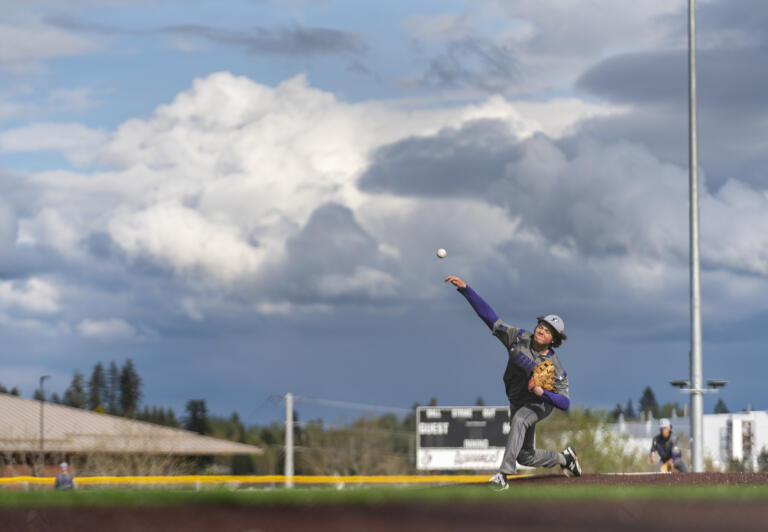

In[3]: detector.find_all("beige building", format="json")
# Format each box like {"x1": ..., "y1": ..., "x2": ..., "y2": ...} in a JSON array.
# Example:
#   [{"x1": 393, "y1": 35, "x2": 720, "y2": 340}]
[{"x1": 0, "y1": 394, "x2": 262, "y2": 476}]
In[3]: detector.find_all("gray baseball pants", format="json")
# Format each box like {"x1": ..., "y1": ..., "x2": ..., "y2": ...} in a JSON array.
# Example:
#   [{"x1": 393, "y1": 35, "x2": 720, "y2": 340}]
[{"x1": 499, "y1": 402, "x2": 564, "y2": 474}]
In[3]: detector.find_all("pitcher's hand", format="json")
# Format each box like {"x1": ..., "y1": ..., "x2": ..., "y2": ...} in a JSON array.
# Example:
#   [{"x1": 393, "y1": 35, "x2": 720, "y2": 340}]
[{"x1": 444, "y1": 276, "x2": 466, "y2": 289}]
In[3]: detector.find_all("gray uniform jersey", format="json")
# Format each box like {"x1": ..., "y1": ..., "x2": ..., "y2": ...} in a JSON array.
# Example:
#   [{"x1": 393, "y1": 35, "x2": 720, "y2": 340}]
[{"x1": 491, "y1": 319, "x2": 569, "y2": 407}]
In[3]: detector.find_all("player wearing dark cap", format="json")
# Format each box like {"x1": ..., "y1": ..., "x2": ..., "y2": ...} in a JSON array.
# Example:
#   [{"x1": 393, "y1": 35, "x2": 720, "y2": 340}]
[{"x1": 445, "y1": 275, "x2": 582, "y2": 489}]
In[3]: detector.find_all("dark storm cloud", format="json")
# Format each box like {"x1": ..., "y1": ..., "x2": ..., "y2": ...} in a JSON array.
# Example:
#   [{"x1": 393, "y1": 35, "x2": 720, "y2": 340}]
[
  {"x1": 665, "y1": 0, "x2": 768, "y2": 47},
  {"x1": 570, "y1": 0, "x2": 768, "y2": 190},
  {"x1": 285, "y1": 202, "x2": 379, "y2": 273},
  {"x1": 46, "y1": 14, "x2": 366, "y2": 56},
  {"x1": 266, "y1": 202, "x2": 399, "y2": 304},
  {"x1": 574, "y1": 44, "x2": 768, "y2": 189},
  {"x1": 360, "y1": 117, "x2": 692, "y2": 260},
  {"x1": 577, "y1": 47, "x2": 768, "y2": 110},
  {"x1": 359, "y1": 119, "x2": 520, "y2": 197}
]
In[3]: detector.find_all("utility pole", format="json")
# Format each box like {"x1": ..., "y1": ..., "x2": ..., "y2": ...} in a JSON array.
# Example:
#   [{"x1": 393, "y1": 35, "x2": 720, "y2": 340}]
[
  {"x1": 38, "y1": 375, "x2": 51, "y2": 477},
  {"x1": 285, "y1": 392, "x2": 294, "y2": 488},
  {"x1": 687, "y1": 0, "x2": 704, "y2": 473}
]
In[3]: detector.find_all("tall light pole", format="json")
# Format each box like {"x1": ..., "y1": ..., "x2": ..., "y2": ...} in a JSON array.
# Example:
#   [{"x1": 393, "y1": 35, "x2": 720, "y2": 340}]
[
  {"x1": 687, "y1": 0, "x2": 704, "y2": 473},
  {"x1": 38, "y1": 375, "x2": 51, "y2": 477},
  {"x1": 284, "y1": 392, "x2": 294, "y2": 488}
]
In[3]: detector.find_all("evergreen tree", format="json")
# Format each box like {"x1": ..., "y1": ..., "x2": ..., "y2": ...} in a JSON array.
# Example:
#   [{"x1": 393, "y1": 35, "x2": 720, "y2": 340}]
[
  {"x1": 608, "y1": 403, "x2": 623, "y2": 422},
  {"x1": 758, "y1": 449, "x2": 768, "y2": 473},
  {"x1": 119, "y1": 359, "x2": 142, "y2": 417},
  {"x1": 10, "y1": 387, "x2": 19, "y2": 396},
  {"x1": 33, "y1": 388, "x2": 45, "y2": 401},
  {"x1": 63, "y1": 371, "x2": 87, "y2": 408},
  {"x1": 166, "y1": 408, "x2": 180, "y2": 428},
  {"x1": 658, "y1": 401, "x2": 683, "y2": 418},
  {"x1": 229, "y1": 411, "x2": 245, "y2": 441},
  {"x1": 714, "y1": 398, "x2": 730, "y2": 414},
  {"x1": 639, "y1": 386, "x2": 659, "y2": 418},
  {"x1": 50, "y1": 393, "x2": 62, "y2": 404},
  {"x1": 87, "y1": 362, "x2": 107, "y2": 411},
  {"x1": 106, "y1": 361, "x2": 120, "y2": 414},
  {"x1": 624, "y1": 398, "x2": 637, "y2": 420},
  {"x1": 184, "y1": 399, "x2": 210, "y2": 435},
  {"x1": 229, "y1": 411, "x2": 254, "y2": 474},
  {"x1": 0, "y1": 383, "x2": 7, "y2": 393}
]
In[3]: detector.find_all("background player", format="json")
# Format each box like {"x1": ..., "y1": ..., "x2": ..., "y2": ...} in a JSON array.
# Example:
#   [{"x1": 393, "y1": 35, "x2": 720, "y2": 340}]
[
  {"x1": 444, "y1": 275, "x2": 581, "y2": 489},
  {"x1": 650, "y1": 418, "x2": 689, "y2": 472}
]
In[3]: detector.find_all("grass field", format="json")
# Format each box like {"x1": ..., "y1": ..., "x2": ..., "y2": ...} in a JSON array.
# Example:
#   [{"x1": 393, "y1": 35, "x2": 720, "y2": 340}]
[{"x1": 3, "y1": 483, "x2": 768, "y2": 508}]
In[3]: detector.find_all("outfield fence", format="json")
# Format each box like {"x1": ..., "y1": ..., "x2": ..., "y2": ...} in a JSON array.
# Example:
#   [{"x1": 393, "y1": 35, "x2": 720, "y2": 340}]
[{"x1": 0, "y1": 474, "x2": 526, "y2": 488}]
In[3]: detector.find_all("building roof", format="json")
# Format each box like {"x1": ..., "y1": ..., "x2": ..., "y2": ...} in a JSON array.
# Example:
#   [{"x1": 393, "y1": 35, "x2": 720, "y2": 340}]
[{"x1": 0, "y1": 394, "x2": 262, "y2": 455}]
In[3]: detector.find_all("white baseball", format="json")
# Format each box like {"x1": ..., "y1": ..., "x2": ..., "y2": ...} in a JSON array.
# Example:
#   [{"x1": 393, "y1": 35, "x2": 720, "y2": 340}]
[{"x1": 436, "y1": 248, "x2": 447, "y2": 259}]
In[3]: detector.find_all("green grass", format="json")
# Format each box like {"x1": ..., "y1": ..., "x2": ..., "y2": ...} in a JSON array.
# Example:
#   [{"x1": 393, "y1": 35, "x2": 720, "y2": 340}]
[{"x1": 3, "y1": 484, "x2": 768, "y2": 508}]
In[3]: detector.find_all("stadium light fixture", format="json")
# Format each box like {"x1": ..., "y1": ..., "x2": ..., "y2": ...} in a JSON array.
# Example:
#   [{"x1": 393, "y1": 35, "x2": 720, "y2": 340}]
[{"x1": 669, "y1": 378, "x2": 725, "y2": 394}]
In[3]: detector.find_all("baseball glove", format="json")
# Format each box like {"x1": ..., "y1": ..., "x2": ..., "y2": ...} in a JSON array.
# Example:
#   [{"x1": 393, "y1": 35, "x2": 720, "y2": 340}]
[
  {"x1": 528, "y1": 360, "x2": 556, "y2": 391},
  {"x1": 660, "y1": 461, "x2": 676, "y2": 473}
]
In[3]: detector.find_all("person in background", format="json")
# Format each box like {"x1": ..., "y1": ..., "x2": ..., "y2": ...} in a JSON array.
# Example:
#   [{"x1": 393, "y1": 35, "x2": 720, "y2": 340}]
[
  {"x1": 54, "y1": 462, "x2": 75, "y2": 490},
  {"x1": 650, "y1": 418, "x2": 689, "y2": 472}
]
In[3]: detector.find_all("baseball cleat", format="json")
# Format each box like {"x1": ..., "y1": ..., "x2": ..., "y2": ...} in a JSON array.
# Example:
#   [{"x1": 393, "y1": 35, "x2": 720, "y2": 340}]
[
  {"x1": 488, "y1": 472, "x2": 509, "y2": 490},
  {"x1": 562, "y1": 446, "x2": 582, "y2": 477}
]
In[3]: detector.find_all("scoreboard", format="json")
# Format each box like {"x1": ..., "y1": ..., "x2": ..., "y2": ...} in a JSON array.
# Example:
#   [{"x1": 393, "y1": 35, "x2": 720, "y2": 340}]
[{"x1": 416, "y1": 406, "x2": 511, "y2": 470}]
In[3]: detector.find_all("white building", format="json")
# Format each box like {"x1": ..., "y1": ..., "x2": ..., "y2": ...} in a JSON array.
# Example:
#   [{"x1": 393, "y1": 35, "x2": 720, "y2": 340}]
[{"x1": 609, "y1": 408, "x2": 768, "y2": 471}]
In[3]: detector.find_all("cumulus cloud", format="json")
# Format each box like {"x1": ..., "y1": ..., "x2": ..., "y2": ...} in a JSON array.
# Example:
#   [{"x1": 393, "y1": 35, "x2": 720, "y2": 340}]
[
  {"x1": 76, "y1": 318, "x2": 136, "y2": 340},
  {"x1": 1, "y1": 67, "x2": 764, "y2": 396},
  {"x1": 6, "y1": 70, "x2": 767, "y2": 326},
  {"x1": 108, "y1": 202, "x2": 264, "y2": 284},
  {"x1": 13, "y1": 72, "x2": 594, "y2": 295},
  {"x1": 0, "y1": 122, "x2": 108, "y2": 166},
  {"x1": 0, "y1": 278, "x2": 60, "y2": 314},
  {"x1": 361, "y1": 119, "x2": 768, "y2": 279}
]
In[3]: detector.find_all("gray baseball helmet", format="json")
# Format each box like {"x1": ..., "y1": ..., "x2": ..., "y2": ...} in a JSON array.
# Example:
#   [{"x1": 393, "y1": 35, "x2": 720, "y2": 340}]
[{"x1": 538, "y1": 314, "x2": 565, "y2": 337}]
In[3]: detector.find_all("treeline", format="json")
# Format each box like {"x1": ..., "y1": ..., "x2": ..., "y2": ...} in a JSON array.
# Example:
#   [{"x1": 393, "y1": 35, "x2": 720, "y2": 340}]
[
  {"x1": 1, "y1": 361, "x2": 301, "y2": 474},
  {"x1": 1, "y1": 359, "x2": 179, "y2": 427},
  {"x1": 0, "y1": 384, "x2": 20, "y2": 396},
  {"x1": 608, "y1": 385, "x2": 730, "y2": 422}
]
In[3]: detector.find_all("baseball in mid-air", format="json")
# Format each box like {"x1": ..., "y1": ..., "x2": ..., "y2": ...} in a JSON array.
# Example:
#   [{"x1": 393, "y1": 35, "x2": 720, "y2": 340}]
[{"x1": 436, "y1": 248, "x2": 447, "y2": 259}]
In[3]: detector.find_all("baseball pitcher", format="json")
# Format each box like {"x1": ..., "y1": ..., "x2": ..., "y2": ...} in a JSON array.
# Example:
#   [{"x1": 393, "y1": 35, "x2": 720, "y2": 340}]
[{"x1": 445, "y1": 275, "x2": 582, "y2": 489}]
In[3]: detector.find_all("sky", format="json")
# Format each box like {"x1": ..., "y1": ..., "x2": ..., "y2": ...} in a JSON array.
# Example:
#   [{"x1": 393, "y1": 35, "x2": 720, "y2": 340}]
[{"x1": 1, "y1": 0, "x2": 768, "y2": 425}]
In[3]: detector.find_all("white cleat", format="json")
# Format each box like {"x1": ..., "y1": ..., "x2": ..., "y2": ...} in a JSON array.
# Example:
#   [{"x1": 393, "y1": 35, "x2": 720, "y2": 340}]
[{"x1": 488, "y1": 472, "x2": 509, "y2": 490}]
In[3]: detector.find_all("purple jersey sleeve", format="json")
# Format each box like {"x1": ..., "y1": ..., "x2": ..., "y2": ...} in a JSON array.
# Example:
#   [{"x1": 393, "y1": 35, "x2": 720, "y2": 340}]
[
  {"x1": 458, "y1": 285, "x2": 499, "y2": 329},
  {"x1": 541, "y1": 390, "x2": 570, "y2": 411}
]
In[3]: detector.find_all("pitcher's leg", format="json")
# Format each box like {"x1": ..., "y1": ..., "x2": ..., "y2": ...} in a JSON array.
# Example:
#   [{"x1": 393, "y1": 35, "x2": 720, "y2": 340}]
[
  {"x1": 516, "y1": 407, "x2": 565, "y2": 469},
  {"x1": 498, "y1": 406, "x2": 537, "y2": 474}
]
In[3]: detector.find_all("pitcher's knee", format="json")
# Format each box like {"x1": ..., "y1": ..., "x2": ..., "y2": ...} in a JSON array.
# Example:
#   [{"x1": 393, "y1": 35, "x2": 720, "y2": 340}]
[{"x1": 517, "y1": 449, "x2": 535, "y2": 466}]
